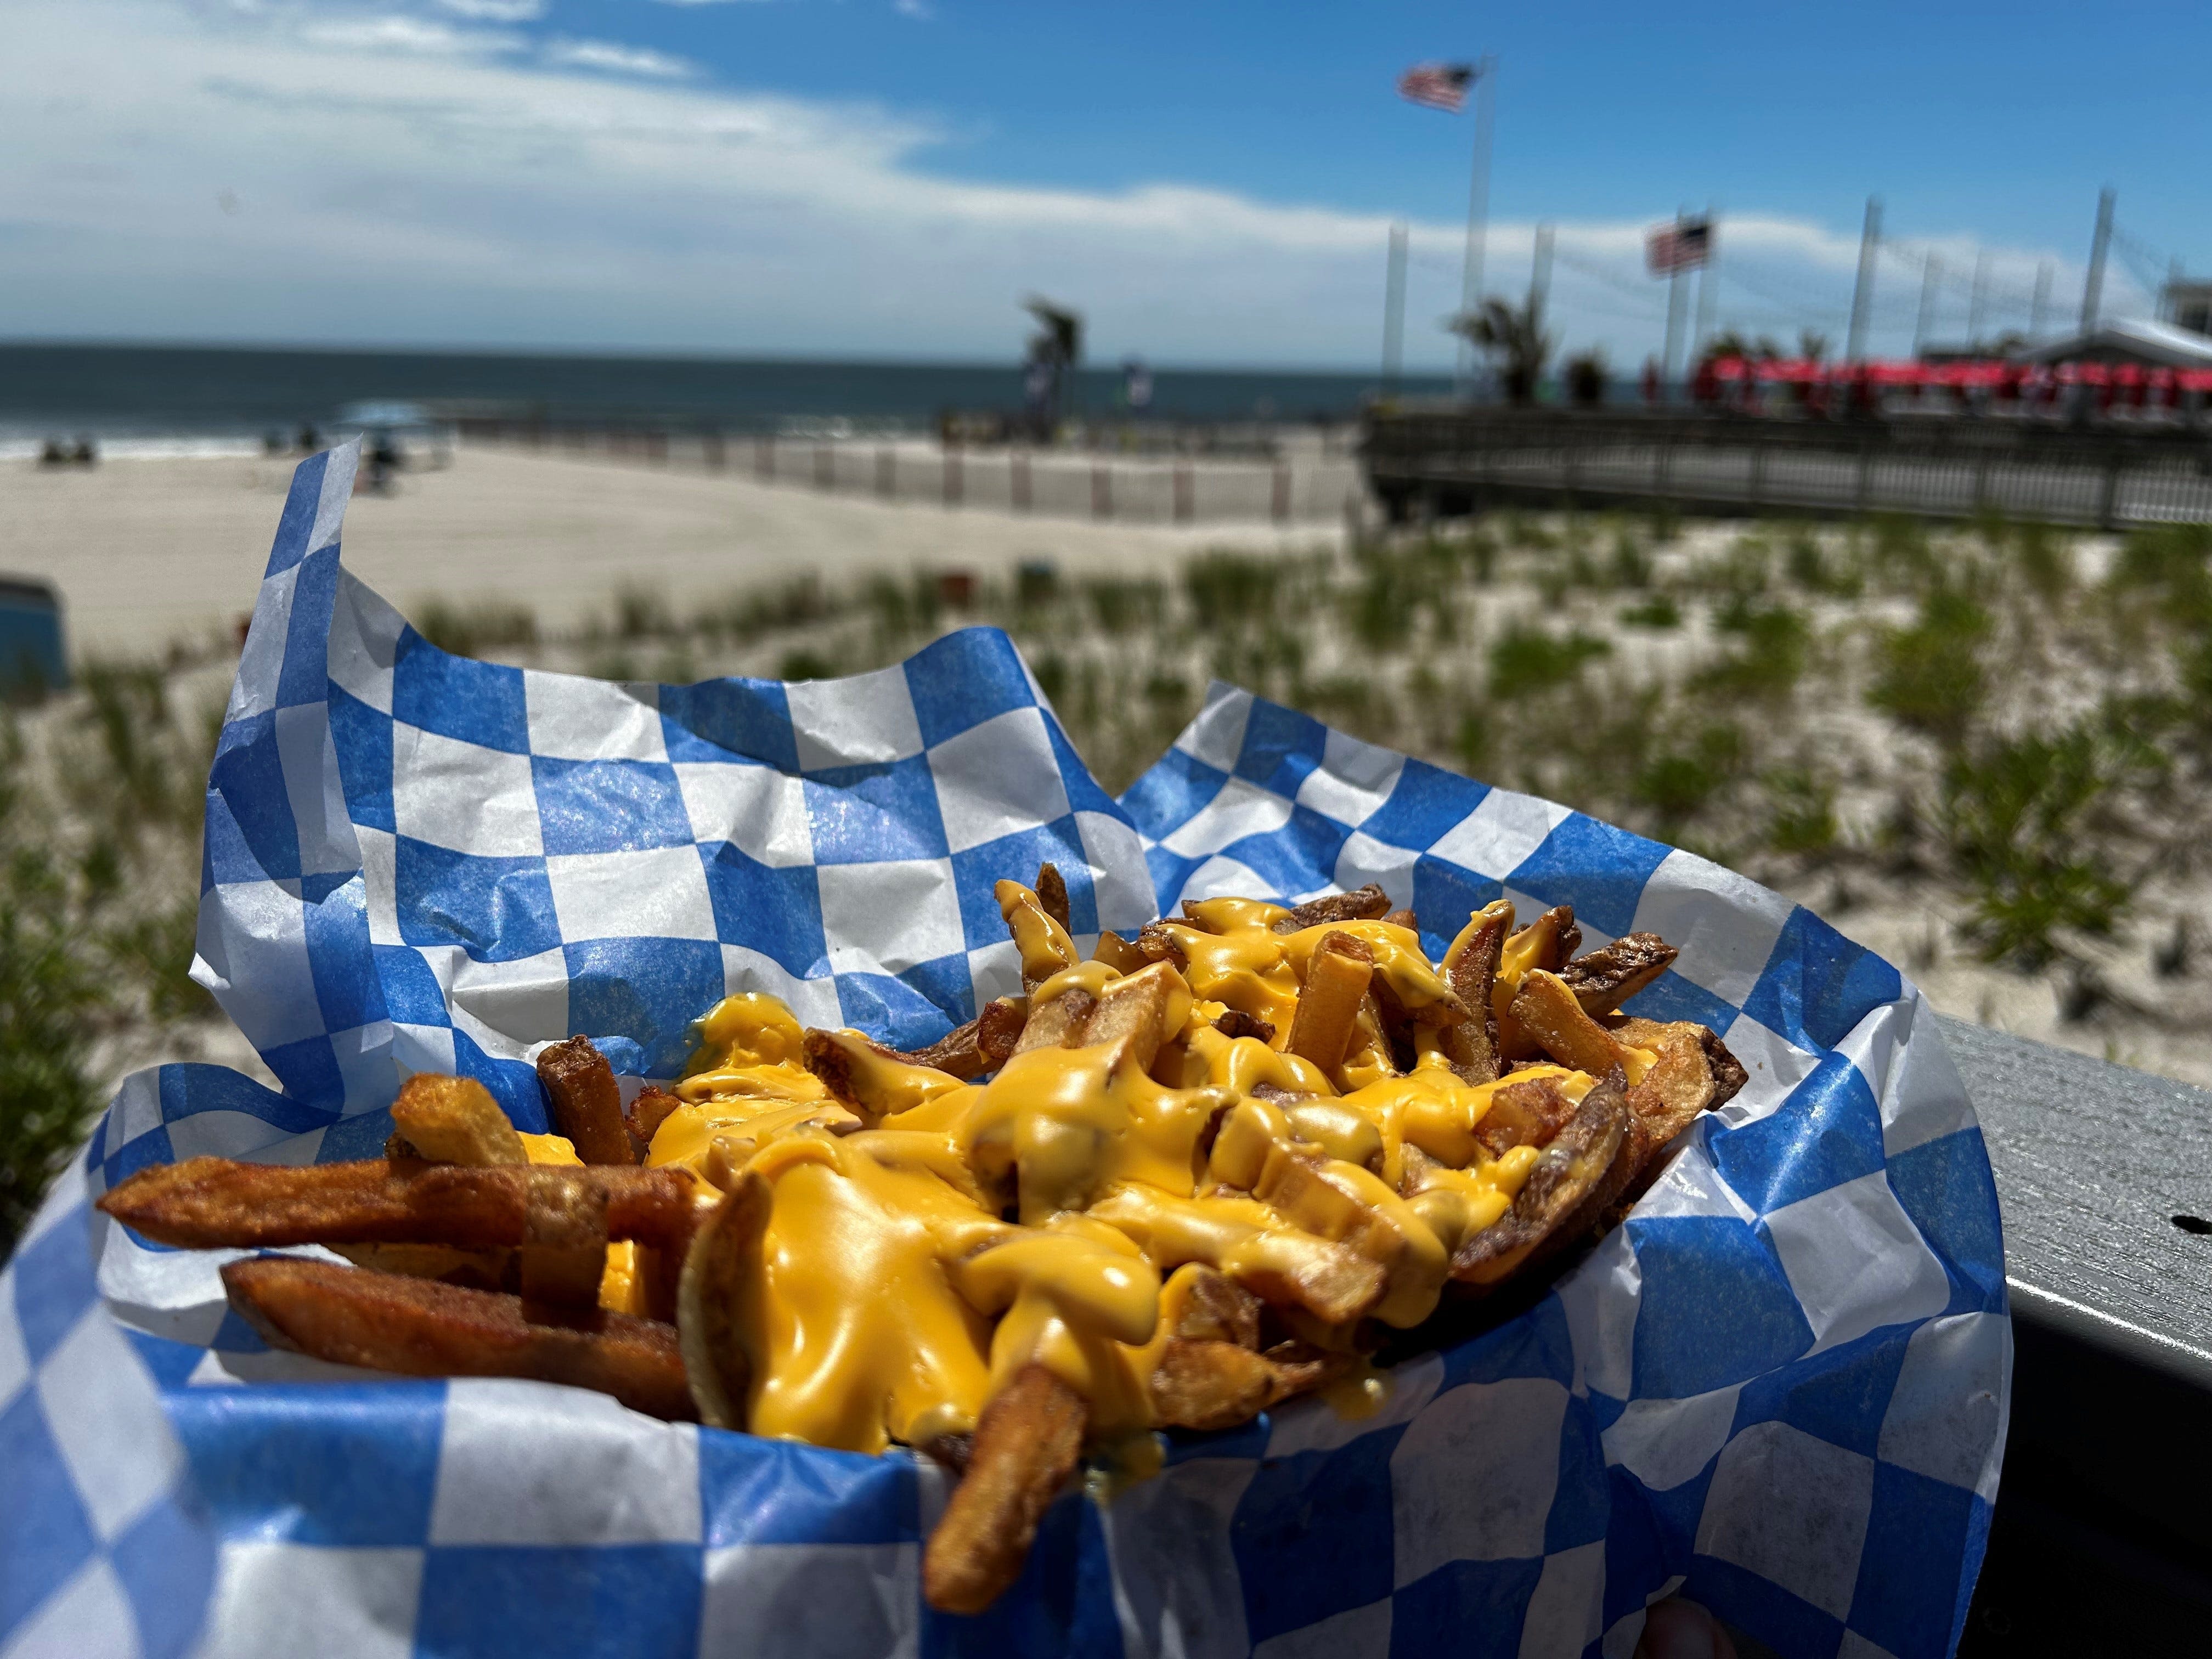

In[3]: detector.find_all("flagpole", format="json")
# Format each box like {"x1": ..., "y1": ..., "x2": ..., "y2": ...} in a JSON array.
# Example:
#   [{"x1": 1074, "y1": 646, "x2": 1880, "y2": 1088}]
[{"x1": 1456, "y1": 54, "x2": 1496, "y2": 398}]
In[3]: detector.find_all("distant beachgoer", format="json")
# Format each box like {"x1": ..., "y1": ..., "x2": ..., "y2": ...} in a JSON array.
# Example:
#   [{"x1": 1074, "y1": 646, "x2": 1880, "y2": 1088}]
[
  {"x1": 365, "y1": 428, "x2": 399, "y2": 494},
  {"x1": 39, "y1": 438, "x2": 66, "y2": 467},
  {"x1": 297, "y1": 423, "x2": 320, "y2": 454},
  {"x1": 71, "y1": 436, "x2": 97, "y2": 466},
  {"x1": 264, "y1": 431, "x2": 286, "y2": 455}
]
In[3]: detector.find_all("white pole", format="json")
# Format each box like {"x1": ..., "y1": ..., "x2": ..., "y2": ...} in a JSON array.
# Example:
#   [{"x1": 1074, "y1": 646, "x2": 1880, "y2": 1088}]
[
  {"x1": 1456, "y1": 55, "x2": 1497, "y2": 398},
  {"x1": 1691, "y1": 208, "x2": 1719, "y2": 363}
]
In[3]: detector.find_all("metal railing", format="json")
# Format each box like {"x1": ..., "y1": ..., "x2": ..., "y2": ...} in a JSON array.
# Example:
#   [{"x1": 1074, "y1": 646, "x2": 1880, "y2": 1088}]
[
  {"x1": 1363, "y1": 409, "x2": 2212, "y2": 528},
  {"x1": 454, "y1": 419, "x2": 1363, "y2": 526}
]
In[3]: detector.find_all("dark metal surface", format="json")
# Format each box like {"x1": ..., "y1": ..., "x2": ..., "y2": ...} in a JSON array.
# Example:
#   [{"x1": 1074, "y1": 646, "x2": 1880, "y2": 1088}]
[
  {"x1": 1941, "y1": 1015, "x2": 2212, "y2": 1654},
  {"x1": 1938, "y1": 1013, "x2": 2212, "y2": 1389}
]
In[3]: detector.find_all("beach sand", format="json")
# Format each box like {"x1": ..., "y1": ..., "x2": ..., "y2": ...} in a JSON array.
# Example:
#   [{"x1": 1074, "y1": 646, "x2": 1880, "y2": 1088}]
[{"x1": 1, "y1": 444, "x2": 1340, "y2": 656}]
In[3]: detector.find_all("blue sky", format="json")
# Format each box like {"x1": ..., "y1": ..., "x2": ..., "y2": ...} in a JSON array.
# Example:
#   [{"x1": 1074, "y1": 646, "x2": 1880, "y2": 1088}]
[{"x1": 1, "y1": 1, "x2": 2200, "y2": 368}]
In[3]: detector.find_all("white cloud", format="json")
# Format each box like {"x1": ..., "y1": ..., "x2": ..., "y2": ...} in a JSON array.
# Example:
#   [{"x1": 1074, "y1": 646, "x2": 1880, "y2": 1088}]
[
  {"x1": 894, "y1": 0, "x2": 934, "y2": 19},
  {"x1": 303, "y1": 14, "x2": 523, "y2": 55},
  {"x1": 437, "y1": 0, "x2": 545, "y2": 20},
  {"x1": 542, "y1": 38, "x2": 697, "y2": 78},
  {"x1": 0, "y1": 0, "x2": 2135, "y2": 367}
]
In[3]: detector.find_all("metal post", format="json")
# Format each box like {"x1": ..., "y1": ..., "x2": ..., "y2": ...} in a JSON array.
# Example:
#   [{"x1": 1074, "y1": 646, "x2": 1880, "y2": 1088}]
[
  {"x1": 1456, "y1": 55, "x2": 1498, "y2": 397},
  {"x1": 2097, "y1": 444, "x2": 2121, "y2": 531},
  {"x1": 1691, "y1": 209, "x2": 1718, "y2": 363},
  {"x1": 1968, "y1": 249, "x2": 1991, "y2": 347},
  {"x1": 1847, "y1": 196, "x2": 1882, "y2": 362},
  {"x1": 2081, "y1": 186, "x2": 2115, "y2": 335},
  {"x1": 1382, "y1": 224, "x2": 1408, "y2": 396},
  {"x1": 1662, "y1": 241, "x2": 1688, "y2": 400},
  {"x1": 2031, "y1": 261, "x2": 2053, "y2": 340},
  {"x1": 1531, "y1": 222, "x2": 1555, "y2": 320},
  {"x1": 1915, "y1": 256, "x2": 1942, "y2": 357}
]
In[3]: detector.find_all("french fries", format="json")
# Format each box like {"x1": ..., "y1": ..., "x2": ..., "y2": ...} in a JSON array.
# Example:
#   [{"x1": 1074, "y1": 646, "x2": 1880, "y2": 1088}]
[
  {"x1": 222, "y1": 1257, "x2": 696, "y2": 1421},
  {"x1": 100, "y1": 860, "x2": 1744, "y2": 1618},
  {"x1": 100, "y1": 1156, "x2": 695, "y2": 1252},
  {"x1": 922, "y1": 1364, "x2": 1088, "y2": 1616},
  {"x1": 1284, "y1": 930, "x2": 1374, "y2": 1073},
  {"x1": 536, "y1": 1036, "x2": 638, "y2": 1165}
]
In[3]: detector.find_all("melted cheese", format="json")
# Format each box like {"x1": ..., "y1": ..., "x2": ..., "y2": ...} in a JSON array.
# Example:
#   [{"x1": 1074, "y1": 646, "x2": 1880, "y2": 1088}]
[{"x1": 658, "y1": 887, "x2": 1614, "y2": 1471}]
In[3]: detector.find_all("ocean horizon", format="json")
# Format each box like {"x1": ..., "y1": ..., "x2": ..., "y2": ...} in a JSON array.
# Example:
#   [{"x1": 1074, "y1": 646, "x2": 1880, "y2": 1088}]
[{"x1": 0, "y1": 342, "x2": 1457, "y2": 451}]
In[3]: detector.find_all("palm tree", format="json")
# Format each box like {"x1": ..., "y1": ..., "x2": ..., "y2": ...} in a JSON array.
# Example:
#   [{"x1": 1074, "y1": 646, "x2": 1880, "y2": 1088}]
[
  {"x1": 1797, "y1": 329, "x2": 1830, "y2": 363},
  {"x1": 1450, "y1": 294, "x2": 1555, "y2": 405},
  {"x1": 1022, "y1": 297, "x2": 1084, "y2": 431}
]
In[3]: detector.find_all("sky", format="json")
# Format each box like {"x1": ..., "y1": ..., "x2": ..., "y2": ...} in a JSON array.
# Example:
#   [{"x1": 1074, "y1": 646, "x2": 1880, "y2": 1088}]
[{"x1": 3, "y1": 0, "x2": 2205, "y2": 370}]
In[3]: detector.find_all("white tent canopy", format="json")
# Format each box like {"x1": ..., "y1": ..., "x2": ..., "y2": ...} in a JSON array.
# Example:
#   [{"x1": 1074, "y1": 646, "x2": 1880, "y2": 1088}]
[{"x1": 2013, "y1": 316, "x2": 2212, "y2": 368}]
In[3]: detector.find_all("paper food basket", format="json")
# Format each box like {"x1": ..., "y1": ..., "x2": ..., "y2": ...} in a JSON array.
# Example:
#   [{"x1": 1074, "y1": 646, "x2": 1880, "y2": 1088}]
[{"x1": 0, "y1": 443, "x2": 2008, "y2": 1659}]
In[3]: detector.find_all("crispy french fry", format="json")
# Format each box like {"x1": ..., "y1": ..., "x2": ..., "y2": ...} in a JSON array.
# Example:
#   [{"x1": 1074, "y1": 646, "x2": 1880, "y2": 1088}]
[
  {"x1": 923, "y1": 1364, "x2": 1087, "y2": 1615},
  {"x1": 220, "y1": 1257, "x2": 696, "y2": 1420},
  {"x1": 1034, "y1": 861, "x2": 1073, "y2": 932},
  {"x1": 1452, "y1": 1068, "x2": 1632, "y2": 1286},
  {"x1": 391, "y1": 1074, "x2": 526, "y2": 1166},
  {"x1": 536, "y1": 1037, "x2": 637, "y2": 1166},
  {"x1": 1009, "y1": 988, "x2": 1097, "y2": 1055},
  {"x1": 1168, "y1": 1264, "x2": 1261, "y2": 1347},
  {"x1": 625, "y1": 1087, "x2": 684, "y2": 1147},
  {"x1": 895, "y1": 996, "x2": 1027, "y2": 1081},
  {"x1": 1559, "y1": 932, "x2": 1678, "y2": 1015},
  {"x1": 1381, "y1": 907, "x2": 1418, "y2": 930},
  {"x1": 1284, "y1": 930, "x2": 1373, "y2": 1074},
  {"x1": 678, "y1": 1173, "x2": 771, "y2": 1430},
  {"x1": 1211, "y1": 1008, "x2": 1276, "y2": 1043},
  {"x1": 1440, "y1": 902, "x2": 1510, "y2": 1084},
  {"x1": 1509, "y1": 969, "x2": 1651, "y2": 1080},
  {"x1": 802, "y1": 1029, "x2": 962, "y2": 1124},
  {"x1": 1271, "y1": 884, "x2": 1391, "y2": 934},
  {"x1": 1149, "y1": 1338, "x2": 1277, "y2": 1430},
  {"x1": 1084, "y1": 1187, "x2": 1384, "y2": 1325},
  {"x1": 518, "y1": 1171, "x2": 610, "y2": 1310},
  {"x1": 1607, "y1": 1019, "x2": 1745, "y2": 1204},
  {"x1": 1471, "y1": 1075, "x2": 1582, "y2": 1159},
  {"x1": 1080, "y1": 962, "x2": 1181, "y2": 1070},
  {"x1": 1494, "y1": 905, "x2": 1581, "y2": 1060},
  {"x1": 998, "y1": 879, "x2": 1080, "y2": 991},
  {"x1": 1134, "y1": 921, "x2": 1188, "y2": 971},
  {"x1": 1091, "y1": 930, "x2": 1148, "y2": 974},
  {"x1": 98, "y1": 1158, "x2": 696, "y2": 1252}
]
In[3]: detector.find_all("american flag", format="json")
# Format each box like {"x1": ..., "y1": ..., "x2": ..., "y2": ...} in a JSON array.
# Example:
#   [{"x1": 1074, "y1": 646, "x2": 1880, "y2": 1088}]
[
  {"x1": 1646, "y1": 216, "x2": 1713, "y2": 274},
  {"x1": 1398, "y1": 61, "x2": 1476, "y2": 112}
]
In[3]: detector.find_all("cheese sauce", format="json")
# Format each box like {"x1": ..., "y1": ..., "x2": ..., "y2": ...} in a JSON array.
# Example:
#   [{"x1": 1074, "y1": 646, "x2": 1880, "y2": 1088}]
[{"x1": 652, "y1": 889, "x2": 1599, "y2": 1466}]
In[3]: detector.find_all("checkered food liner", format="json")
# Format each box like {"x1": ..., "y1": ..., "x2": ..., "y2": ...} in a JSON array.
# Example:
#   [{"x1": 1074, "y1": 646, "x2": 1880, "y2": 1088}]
[{"x1": 2, "y1": 443, "x2": 2008, "y2": 1659}]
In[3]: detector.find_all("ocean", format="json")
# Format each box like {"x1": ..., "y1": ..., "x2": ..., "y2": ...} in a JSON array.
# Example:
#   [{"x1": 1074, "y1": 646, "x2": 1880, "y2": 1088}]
[{"x1": 0, "y1": 343, "x2": 1452, "y2": 458}]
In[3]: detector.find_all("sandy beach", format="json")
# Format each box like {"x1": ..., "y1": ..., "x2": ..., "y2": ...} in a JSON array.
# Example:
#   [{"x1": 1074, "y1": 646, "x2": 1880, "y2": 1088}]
[{"x1": 0, "y1": 444, "x2": 1340, "y2": 657}]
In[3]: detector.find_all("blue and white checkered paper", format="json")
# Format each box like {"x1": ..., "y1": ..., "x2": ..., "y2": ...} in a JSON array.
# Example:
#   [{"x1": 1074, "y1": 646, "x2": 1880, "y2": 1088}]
[{"x1": 2, "y1": 442, "x2": 2009, "y2": 1659}]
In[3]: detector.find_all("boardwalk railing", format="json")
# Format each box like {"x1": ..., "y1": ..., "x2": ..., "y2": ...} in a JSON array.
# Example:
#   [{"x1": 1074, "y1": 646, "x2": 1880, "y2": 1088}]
[
  {"x1": 1363, "y1": 408, "x2": 2212, "y2": 528},
  {"x1": 454, "y1": 420, "x2": 1363, "y2": 526}
]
